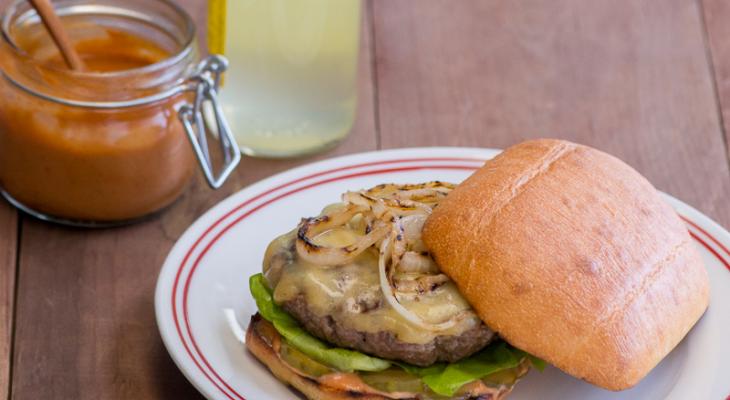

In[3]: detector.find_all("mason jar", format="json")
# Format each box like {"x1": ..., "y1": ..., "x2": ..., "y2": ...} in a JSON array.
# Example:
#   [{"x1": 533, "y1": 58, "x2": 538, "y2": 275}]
[{"x1": 0, "y1": 0, "x2": 239, "y2": 226}]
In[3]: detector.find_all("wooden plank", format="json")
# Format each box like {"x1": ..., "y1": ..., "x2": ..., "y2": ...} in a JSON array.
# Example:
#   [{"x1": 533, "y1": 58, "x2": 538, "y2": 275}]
[
  {"x1": 0, "y1": 202, "x2": 17, "y2": 400},
  {"x1": 372, "y1": 0, "x2": 730, "y2": 227},
  {"x1": 9, "y1": 2, "x2": 377, "y2": 399},
  {"x1": 0, "y1": 3, "x2": 18, "y2": 398},
  {"x1": 700, "y1": 0, "x2": 730, "y2": 167}
]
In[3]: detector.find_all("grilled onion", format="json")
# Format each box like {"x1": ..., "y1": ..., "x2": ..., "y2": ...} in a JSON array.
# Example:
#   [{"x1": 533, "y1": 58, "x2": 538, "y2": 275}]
[
  {"x1": 398, "y1": 252, "x2": 439, "y2": 273},
  {"x1": 296, "y1": 204, "x2": 389, "y2": 266},
  {"x1": 294, "y1": 182, "x2": 467, "y2": 331},
  {"x1": 378, "y1": 235, "x2": 458, "y2": 331},
  {"x1": 342, "y1": 191, "x2": 432, "y2": 217}
]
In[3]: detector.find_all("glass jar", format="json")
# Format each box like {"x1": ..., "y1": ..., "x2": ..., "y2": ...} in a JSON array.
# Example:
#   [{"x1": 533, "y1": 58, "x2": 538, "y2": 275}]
[{"x1": 0, "y1": 0, "x2": 239, "y2": 226}]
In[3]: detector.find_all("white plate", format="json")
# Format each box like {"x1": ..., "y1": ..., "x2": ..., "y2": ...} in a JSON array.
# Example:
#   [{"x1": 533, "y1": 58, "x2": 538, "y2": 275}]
[{"x1": 155, "y1": 147, "x2": 730, "y2": 400}]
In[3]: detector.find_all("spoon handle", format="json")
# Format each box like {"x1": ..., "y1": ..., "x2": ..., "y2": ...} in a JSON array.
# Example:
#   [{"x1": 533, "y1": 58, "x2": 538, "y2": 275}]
[{"x1": 28, "y1": 0, "x2": 85, "y2": 71}]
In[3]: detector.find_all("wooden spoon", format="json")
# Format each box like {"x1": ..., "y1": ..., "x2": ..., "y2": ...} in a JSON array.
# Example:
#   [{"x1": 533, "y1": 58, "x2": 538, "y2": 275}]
[{"x1": 27, "y1": 0, "x2": 84, "y2": 71}]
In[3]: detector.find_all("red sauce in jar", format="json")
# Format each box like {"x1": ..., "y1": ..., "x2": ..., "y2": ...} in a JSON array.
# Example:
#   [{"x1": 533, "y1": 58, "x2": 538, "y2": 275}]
[{"x1": 0, "y1": 24, "x2": 195, "y2": 222}]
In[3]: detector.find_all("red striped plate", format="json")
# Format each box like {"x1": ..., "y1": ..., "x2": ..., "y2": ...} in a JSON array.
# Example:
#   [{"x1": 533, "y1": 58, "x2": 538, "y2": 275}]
[{"x1": 155, "y1": 147, "x2": 730, "y2": 400}]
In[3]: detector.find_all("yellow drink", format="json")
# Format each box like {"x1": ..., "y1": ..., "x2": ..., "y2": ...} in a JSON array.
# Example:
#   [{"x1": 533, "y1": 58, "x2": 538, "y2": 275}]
[{"x1": 215, "y1": 0, "x2": 361, "y2": 157}]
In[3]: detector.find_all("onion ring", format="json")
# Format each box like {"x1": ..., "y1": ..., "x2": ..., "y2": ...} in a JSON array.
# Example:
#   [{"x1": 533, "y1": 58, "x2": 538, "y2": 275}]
[
  {"x1": 343, "y1": 191, "x2": 431, "y2": 217},
  {"x1": 296, "y1": 205, "x2": 389, "y2": 266},
  {"x1": 365, "y1": 181, "x2": 455, "y2": 196},
  {"x1": 378, "y1": 235, "x2": 458, "y2": 331}
]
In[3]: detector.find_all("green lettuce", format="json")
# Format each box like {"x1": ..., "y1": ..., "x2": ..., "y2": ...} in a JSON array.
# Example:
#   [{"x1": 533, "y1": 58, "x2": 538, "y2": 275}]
[
  {"x1": 249, "y1": 273, "x2": 391, "y2": 372},
  {"x1": 394, "y1": 361, "x2": 447, "y2": 377},
  {"x1": 249, "y1": 273, "x2": 542, "y2": 396},
  {"x1": 420, "y1": 341, "x2": 526, "y2": 396},
  {"x1": 397, "y1": 344, "x2": 544, "y2": 396},
  {"x1": 527, "y1": 354, "x2": 547, "y2": 372}
]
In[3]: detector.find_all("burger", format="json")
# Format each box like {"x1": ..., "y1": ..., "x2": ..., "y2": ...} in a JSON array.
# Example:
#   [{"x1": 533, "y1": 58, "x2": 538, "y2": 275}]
[
  {"x1": 248, "y1": 179, "x2": 531, "y2": 400},
  {"x1": 245, "y1": 139, "x2": 709, "y2": 399}
]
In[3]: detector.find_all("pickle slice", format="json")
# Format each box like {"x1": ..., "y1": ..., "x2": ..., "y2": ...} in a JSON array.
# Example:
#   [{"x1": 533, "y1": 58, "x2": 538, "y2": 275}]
[{"x1": 278, "y1": 340, "x2": 333, "y2": 378}]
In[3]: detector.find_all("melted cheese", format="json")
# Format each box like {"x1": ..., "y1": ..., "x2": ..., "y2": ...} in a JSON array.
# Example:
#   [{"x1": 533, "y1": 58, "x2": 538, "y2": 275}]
[{"x1": 264, "y1": 228, "x2": 481, "y2": 345}]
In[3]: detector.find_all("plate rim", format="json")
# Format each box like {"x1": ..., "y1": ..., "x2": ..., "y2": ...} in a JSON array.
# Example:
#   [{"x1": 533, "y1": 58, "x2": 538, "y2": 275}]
[{"x1": 154, "y1": 146, "x2": 730, "y2": 400}]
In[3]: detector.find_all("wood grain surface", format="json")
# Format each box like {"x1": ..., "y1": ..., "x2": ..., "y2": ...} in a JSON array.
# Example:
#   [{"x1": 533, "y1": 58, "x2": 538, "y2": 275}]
[
  {"x1": 371, "y1": 0, "x2": 730, "y2": 228},
  {"x1": 1, "y1": 0, "x2": 729, "y2": 399},
  {"x1": 701, "y1": 0, "x2": 730, "y2": 163},
  {"x1": 0, "y1": 202, "x2": 16, "y2": 400}
]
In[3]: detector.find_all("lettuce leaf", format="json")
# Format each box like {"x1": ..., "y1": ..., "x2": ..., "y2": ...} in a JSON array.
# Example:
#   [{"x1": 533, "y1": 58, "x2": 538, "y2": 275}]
[
  {"x1": 393, "y1": 361, "x2": 447, "y2": 377},
  {"x1": 527, "y1": 355, "x2": 547, "y2": 372},
  {"x1": 249, "y1": 273, "x2": 391, "y2": 372},
  {"x1": 420, "y1": 341, "x2": 526, "y2": 396}
]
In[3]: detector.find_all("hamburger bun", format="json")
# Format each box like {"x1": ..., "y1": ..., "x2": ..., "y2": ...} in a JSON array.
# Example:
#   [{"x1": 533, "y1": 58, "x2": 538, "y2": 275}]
[{"x1": 422, "y1": 138, "x2": 710, "y2": 391}]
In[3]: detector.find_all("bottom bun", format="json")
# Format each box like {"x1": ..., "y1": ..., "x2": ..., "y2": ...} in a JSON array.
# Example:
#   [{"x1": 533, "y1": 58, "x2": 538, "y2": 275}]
[
  {"x1": 245, "y1": 314, "x2": 524, "y2": 400},
  {"x1": 246, "y1": 314, "x2": 391, "y2": 400}
]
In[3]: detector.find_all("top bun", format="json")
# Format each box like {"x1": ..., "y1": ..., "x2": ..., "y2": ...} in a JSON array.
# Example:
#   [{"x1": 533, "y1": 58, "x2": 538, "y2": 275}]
[{"x1": 422, "y1": 139, "x2": 709, "y2": 391}]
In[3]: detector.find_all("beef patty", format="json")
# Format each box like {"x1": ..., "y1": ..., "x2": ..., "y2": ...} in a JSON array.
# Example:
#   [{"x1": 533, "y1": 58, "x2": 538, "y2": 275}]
[{"x1": 282, "y1": 295, "x2": 495, "y2": 366}]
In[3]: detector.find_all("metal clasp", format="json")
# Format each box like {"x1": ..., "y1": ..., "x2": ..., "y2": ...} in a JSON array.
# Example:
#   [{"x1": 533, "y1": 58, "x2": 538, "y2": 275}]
[{"x1": 178, "y1": 55, "x2": 241, "y2": 189}]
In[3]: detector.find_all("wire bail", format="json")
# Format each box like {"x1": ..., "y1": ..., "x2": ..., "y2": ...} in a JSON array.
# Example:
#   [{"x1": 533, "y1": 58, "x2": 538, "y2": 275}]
[{"x1": 178, "y1": 55, "x2": 241, "y2": 189}]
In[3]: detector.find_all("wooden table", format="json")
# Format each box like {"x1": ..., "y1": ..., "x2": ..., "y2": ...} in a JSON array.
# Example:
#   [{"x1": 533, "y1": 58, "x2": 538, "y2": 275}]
[{"x1": 2, "y1": 0, "x2": 730, "y2": 398}]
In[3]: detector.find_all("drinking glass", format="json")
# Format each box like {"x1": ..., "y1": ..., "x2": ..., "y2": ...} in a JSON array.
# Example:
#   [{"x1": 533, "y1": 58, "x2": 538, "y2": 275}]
[{"x1": 213, "y1": 0, "x2": 361, "y2": 157}]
